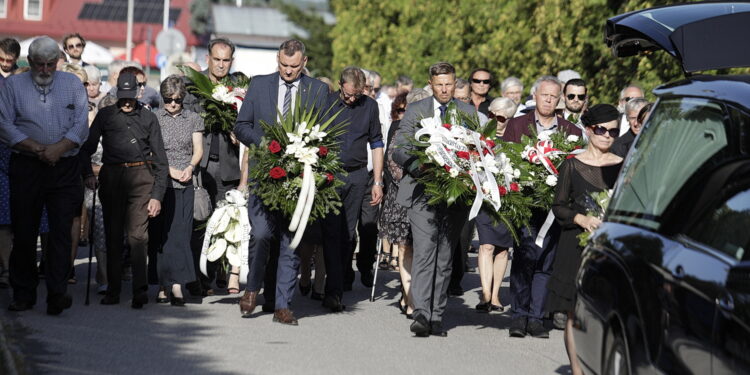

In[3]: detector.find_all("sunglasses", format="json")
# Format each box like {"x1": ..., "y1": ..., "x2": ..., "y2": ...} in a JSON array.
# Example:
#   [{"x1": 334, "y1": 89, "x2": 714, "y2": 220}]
[
  {"x1": 83, "y1": 82, "x2": 89, "y2": 87},
  {"x1": 567, "y1": 94, "x2": 586, "y2": 101},
  {"x1": 66, "y1": 43, "x2": 83, "y2": 49},
  {"x1": 137, "y1": 82, "x2": 146, "y2": 88},
  {"x1": 396, "y1": 107, "x2": 406, "y2": 113},
  {"x1": 163, "y1": 97, "x2": 183, "y2": 104},
  {"x1": 472, "y1": 79, "x2": 491, "y2": 85},
  {"x1": 489, "y1": 113, "x2": 507, "y2": 123},
  {"x1": 590, "y1": 125, "x2": 620, "y2": 138}
]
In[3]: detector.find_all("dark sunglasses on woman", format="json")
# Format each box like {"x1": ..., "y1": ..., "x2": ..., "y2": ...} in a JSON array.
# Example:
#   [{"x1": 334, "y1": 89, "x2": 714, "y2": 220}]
[
  {"x1": 489, "y1": 113, "x2": 507, "y2": 123},
  {"x1": 163, "y1": 97, "x2": 183, "y2": 104},
  {"x1": 590, "y1": 125, "x2": 619, "y2": 138}
]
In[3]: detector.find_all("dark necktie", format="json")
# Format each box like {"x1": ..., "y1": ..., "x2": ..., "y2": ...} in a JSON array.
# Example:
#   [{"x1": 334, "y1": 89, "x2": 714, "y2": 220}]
[
  {"x1": 282, "y1": 83, "x2": 294, "y2": 117},
  {"x1": 439, "y1": 104, "x2": 447, "y2": 119}
]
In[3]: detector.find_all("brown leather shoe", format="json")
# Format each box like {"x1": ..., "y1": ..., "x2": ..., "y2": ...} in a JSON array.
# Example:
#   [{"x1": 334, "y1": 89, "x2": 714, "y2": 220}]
[
  {"x1": 273, "y1": 308, "x2": 299, "y2": 325},
  {"x1": 239, "y1": 290, "x2": 258, "y2": 318}
]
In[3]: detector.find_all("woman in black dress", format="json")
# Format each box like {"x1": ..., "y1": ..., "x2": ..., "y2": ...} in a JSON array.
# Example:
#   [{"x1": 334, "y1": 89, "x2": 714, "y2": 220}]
[
  {"x1": 378, "y1": 92, "x2": 414, "y2": 315},
  {"x1": 546, "y1": 104, "x2": 623, "y2": 375},
  {"x1": 474, "y1": 97, "x2": 518, "y2": 312}
]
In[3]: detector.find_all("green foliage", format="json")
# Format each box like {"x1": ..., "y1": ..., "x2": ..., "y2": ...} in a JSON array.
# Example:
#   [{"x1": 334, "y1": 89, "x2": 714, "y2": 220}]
[
  {"x1": 179, "y1": 65, "x2": 250, "y2": 133},
  {"x1": 247, "y1": 90, "x2": 348, "y2": 222},
  {"x1": 190, "y1": 0, "x2": 212, "y2": 37},
  {"x1": 277, "y1": 1, "x2": 335, "y2": 79},
  {"x1": 330, "y1": 0, "x2": 701, "y2": 104}
]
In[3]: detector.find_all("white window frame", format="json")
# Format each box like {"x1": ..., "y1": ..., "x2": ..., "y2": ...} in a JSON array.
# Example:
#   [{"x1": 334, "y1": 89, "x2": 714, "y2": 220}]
[
  {"x1": 24, "y1": 0, "x2": 43, "y2": 21},
  {"x1": 0, "y1": 0, "x2": 7, "y2": 19}
]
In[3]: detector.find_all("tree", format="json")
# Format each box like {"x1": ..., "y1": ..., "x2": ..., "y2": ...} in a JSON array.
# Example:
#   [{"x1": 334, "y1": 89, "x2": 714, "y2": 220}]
[
  {"x1": 277, "y1": 1, "x2": 335, "y2": 78},
  {"x1": 330, "y1": 0, "x2": 704, "y2": 104}
]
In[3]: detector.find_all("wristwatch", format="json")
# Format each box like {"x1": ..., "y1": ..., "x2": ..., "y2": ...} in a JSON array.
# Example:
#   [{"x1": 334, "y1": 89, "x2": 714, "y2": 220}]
[{"x1": 373, "y1": 181, "x2": 385, "y2": 187}]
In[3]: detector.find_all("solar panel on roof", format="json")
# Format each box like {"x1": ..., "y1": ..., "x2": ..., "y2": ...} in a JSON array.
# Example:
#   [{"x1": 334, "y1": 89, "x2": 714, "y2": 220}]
[{"x1": 78, "y1": 0, "x2": 181, "y2": 24}]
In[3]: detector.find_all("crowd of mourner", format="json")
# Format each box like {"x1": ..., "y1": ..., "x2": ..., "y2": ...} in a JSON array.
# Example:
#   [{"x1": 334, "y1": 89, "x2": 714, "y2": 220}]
[{"x1": 0, "y1": 33, "x2": 653, "y2": 374}]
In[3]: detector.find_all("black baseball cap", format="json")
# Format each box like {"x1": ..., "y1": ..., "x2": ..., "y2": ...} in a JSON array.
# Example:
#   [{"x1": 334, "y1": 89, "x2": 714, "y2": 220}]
[{"x1": 117, "y1": 72, "x2": 138, "y2": 99}]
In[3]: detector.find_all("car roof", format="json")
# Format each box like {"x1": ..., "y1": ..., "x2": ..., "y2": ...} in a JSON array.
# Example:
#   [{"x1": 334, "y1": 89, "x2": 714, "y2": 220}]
[{"x1": 654, "y1": 75, "x2": 750, "y2": 112}]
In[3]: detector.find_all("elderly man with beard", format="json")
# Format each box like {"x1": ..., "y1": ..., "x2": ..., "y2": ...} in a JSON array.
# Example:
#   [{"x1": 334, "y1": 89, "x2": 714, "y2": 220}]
[
  {"x1": 503, "y1": 75, "x2": 582, "y2": 339},
  {"x1": 0, "y1": 36, "x2": 89, "y2": 315}
]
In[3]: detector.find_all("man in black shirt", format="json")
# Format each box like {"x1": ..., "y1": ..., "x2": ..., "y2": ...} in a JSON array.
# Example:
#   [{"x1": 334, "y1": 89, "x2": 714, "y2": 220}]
[
  {"x1": 320, "y1": 67, "x2": 384, "y2": 312},
  {"x1": 81, "y1": 72, "x2": 168, "y2": 309}
]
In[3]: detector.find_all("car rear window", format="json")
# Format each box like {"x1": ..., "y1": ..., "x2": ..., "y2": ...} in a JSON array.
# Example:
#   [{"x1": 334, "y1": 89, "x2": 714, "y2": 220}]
[{"x1": 608, "y1": 97, "x2": 729, "y2": 230}]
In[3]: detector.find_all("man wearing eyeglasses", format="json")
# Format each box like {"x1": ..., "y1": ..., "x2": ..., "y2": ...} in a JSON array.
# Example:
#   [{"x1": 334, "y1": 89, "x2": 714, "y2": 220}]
[
  {"x1": 469, "y1": 68, "x2": 494, "y2": 116},
  {"x1": 617, "y1": 84, "x2": 644, "y2": 136},
  {"x1": 0, "y1": 38, "x2": 20, "y2": 82},
  {"x1": 62, "y1": 33, "x2": 89, "y2": 67},
  {"x1": 502, "y1": 75, "x2": 582, "y2": 339},
  {"x1": 318, "y1": 66, "x2": 384, "y2": 312},
  {"x1": 0, "y1": 36, "x2": 89, "y2": 315}
]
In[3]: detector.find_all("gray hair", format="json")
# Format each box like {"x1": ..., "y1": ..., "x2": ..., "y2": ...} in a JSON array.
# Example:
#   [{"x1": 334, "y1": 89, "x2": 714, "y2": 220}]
[
  {"x1": 160, "y1": 74, "x2": 187, "y2": 98},
  {"x1": 28, "y1": 36, "x2": 59, "y2": 61},
  {"x1": 556, "y1": 69, "x2": 581, "y2": 84},
  {"x1": 625, "y1": 97, "x2": 649, "y2": 114},
  {"x1": 406, "y1": 88, "x2": 431, "y2": 104},
  {"x1": 361, "y1": 69, "x2": 374, "y2": 86},
  {"x1": 370, "y1": 70, "x2": 381, "y2": 81},
  {"x1": 531, "y1": 75, "x2": 562, "y2": 95},
  {"x1": 279, "y1": 39, "x2": 305, "y2": 57},
  {"x1": 455, "y1": 78, "x2": 469, "y2": 89},
  {"x1": 501, "y1": 76, "x2": 523, "y2": 93},
  {"x1": 208, "y1": 38, "x2": 236, "y2": 56},
  {"x1": 488, "y1": 97, "x2": 518, "y2": 118},
  {"x1": 396, "y1": 75, "x2": 413, "y2": 87},
  {"x1": 83, "y1": 65, "x2": 101, "y2": 83},
  {"x1": 619, "y1": 84, "x2": 644, "y2": 99}
]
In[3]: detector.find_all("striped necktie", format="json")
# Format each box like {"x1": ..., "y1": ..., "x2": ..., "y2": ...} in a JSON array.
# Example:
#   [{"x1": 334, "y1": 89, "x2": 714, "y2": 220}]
[{"x1": 282, "y1": 83, "x2": 294, "y2": 117}]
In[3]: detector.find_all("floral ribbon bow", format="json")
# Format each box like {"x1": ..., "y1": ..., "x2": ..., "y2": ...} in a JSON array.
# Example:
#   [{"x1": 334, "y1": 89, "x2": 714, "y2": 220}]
[{"x1": 522, "y1": 140, "x2": 565, "y2": 175}]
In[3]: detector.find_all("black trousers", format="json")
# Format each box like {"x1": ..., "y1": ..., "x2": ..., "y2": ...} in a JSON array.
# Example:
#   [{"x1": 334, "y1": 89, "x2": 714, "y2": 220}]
[
  {"x1": 9, "y1": 154, "x2": 83, "y2": 304},
  {"x1": 323, "y1": 167, "x2": 369, "y2": 298},
  {"x1": 99, "y1": 164, "x2": 153, "y2": 297}
]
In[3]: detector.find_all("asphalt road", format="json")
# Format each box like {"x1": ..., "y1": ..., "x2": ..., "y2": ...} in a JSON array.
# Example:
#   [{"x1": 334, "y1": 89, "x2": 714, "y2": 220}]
[{"x1": 1, "y1": 250, "x2": 569, "y2": 375}]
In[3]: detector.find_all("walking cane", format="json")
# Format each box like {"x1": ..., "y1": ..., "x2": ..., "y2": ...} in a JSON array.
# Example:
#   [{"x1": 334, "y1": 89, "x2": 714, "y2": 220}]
[
  {"x1": 369, "y1": 237, "x2": 382, "y2": 302},
  {"x1": 84, "y1": 188, "x2": 97, "y2": 306}
]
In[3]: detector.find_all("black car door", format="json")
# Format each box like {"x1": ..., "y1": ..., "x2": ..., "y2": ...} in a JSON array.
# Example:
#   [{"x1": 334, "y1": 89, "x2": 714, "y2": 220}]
[{"x1": 683, "y1": 183, "x2": 750, "y2": 375}]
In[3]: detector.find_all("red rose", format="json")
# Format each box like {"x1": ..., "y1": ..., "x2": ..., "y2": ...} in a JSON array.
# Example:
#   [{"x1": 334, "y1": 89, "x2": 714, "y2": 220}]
[
  {"x1": 319, "y1": 146, "x2": 329, "y2": 156},
  {"x1": 269, "y1": 167, "x2": 287, "y2": 179},
  {"x1": 456, "y1": 151, "x2": 470, "y2": 160},
  {"x1": 574, "y1": 145, "x2": 582, "y2": 150},
  {"x1": 566, "y1": 154, "x2": 575, "y2": 159},
  {"x1": 326, "y1": 173, "x2": 334, "y2": 183},
  {"x1": 510, "y1": 183, "x2": 520, "y2": 192},
  {"x1": 499, "y1": 186, "x2": 508, "y2": 196},
  {"x1": 227, "y1": 86, "x2": 233, "y2": 91},
  {"x1": 268, "y1": 140, "x2": 282, "y2": 154},
  {"x1": 485, "y1": 139, "x2": 496, "y2": 148},
  {"x1": 444, "y1": 165, "x2": 451, "y2": 173},
  {"x1": 442, "y1": 123, "x2": 452, "y2": 130},
  {"x1": 483, "y1": 148, "x2": 490, "y2": 155}
]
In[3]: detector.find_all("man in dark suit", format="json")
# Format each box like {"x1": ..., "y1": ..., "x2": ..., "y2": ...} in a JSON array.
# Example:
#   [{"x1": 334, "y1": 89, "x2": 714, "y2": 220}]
[
  {"x1": 234, "y1": 39, "x2": 329, "y2": 325},
  {"x1": 392, "y1": 62, "x2": 475, "y2": 337},
  {"x1": 181, "y1": 38, "x2": 242, "y2": 297},
  {"x1": 502, "y1": 75, "x2": 583, "y2": 339}
]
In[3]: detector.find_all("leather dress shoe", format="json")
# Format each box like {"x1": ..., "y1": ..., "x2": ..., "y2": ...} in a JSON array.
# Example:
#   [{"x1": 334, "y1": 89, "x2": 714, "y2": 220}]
[
  {"x1": 47, "y1": 294, "x2": 72, "y2": 316},
  {"x1": 169, "y1": 293, "x2": 185, "y2": 307},
  {"x1": 509, "y1": 316, "x2": 527, "y2": 338},
  {"x1": 239, "y1": 290, "x2": 258, "y2": 318},
  {"x1": 410, "y1": 314, "x2": 430, "y2": 337},
  {"x1": 262, "y1": 301, "x2": 275, "y2": 313},
  {"x1": 360, "y1": 270, "x2": 374, "y2": 288},
  {"x1": 310, "y1": 291, "x2": 324, "y2": 301},
  {"x1": 100, "y1": 295, "x2": 120, "y2": 305},
  {"x1": 475, "y1": 301, "x2": 492, "y2": 313},
  {"x1": 430, "y1": 321, "x2": 447, "y2": 337},
  {"x1": 131, "y1": 293, "x2": 148, "y2": 309},
  {"x1": 8, "y1": 300, "x2": 34, "y2": 312},
  {"x1": 447, "y1": 286, "x2": 464, "y2": 297},
  {"x1": 527, "y1": 319, "x2": 549, "y2": 338},
  {"x1": 322, "y1": 294, "x2": 345, "y2": 312},
  {"x1": 272, "y1": 308, "x2": 299, "y2": 325},
  {"x1": 299, "y1": 282, "x2": 311, "y2": 296}
]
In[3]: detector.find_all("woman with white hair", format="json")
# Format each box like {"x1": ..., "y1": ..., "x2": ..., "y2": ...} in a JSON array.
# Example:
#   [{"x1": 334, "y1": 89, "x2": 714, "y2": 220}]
[{"x1": 487, "y1": 97, "x2": 518, "y2": 138}]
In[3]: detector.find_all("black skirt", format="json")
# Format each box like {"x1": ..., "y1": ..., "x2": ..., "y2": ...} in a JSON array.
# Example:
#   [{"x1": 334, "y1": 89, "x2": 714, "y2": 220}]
[{"x1": 475, "y1": 209, "x2": 513, "y2": 248}]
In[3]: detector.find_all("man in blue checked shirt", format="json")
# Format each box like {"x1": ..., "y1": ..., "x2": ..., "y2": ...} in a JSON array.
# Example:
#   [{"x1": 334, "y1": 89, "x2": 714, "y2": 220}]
[{"x1": 0, "y1": 36, "x2": 88, "y2": 316}]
